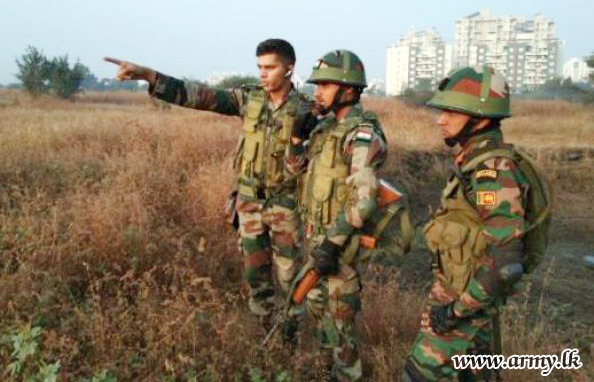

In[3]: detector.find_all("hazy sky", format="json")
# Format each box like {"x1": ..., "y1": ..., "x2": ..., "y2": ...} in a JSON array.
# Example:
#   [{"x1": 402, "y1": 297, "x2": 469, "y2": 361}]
[{"x1": 2, "y1": 0, "x2": 593, "y2": 85}]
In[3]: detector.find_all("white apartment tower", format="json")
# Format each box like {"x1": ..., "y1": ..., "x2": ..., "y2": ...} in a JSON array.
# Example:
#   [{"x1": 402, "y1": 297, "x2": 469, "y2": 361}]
[
  {"x1": 454, "y1": 10, "x2": 563, "y2": 93},
  {"x1": 563, "y1": 58, "x2": 592, "y2": 83},
  {"x1": 386, "y1": 29, "x2": 452, "y2": 96}
]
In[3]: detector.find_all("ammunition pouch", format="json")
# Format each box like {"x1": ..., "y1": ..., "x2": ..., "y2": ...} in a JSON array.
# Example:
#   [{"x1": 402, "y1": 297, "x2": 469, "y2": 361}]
[{"x1": 423, "y1": 186, "x2": 488, "y2": 296}]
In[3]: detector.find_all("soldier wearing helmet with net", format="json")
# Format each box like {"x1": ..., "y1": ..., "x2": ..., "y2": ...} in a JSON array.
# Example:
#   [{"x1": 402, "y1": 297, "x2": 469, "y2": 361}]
[
  {"x1": 402, "y1": 66, "x2": 552, "y2": 381},
  {"x1": 286, "y1": 50, "x2": 389, "y2": 381}
]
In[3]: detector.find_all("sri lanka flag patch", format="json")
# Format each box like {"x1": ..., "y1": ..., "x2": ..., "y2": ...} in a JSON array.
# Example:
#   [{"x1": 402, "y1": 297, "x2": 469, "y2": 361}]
[{"x1": 477, "y1": 191, "x2": 496, "y2": 205}]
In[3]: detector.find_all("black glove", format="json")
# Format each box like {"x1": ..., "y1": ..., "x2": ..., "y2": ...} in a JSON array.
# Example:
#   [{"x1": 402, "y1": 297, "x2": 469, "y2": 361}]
[
  {"x1": 312, "y1": 239, "x2": 341, "y2": 276},
  {"x1": 429, "y1": 303, "x2": 460, "y2": 335},
  {"x1": 292, "y1": 109, "x2": 318, "y2": 141}
]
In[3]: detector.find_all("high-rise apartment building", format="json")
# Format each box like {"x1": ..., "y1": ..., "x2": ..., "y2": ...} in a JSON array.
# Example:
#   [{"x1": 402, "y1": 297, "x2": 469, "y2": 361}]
[
  {"x1": 386, "y1": 29, "x2": 452, "y2": 96},
  {"x1": 454, "y1": 10, "x2": 563, "y2": 93},
  {"x1": 563, "y1": 58, "x2": 592, "y2": 83}
]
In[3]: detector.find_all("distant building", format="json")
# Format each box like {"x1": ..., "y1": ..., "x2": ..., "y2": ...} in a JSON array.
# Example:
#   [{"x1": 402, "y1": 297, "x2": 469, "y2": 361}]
[
  {"x1": 563, "y1": 58, "x2": 592, "y2": 83},
  {"x1": 365, "y1": 78, "x2": 385, "y2": 95},
  {"x1": 386, "y1": 28, "x2": 452, "y2": 96},
  {"x1": 454, "y1": 10, "x2": 563, "y2": 93}
]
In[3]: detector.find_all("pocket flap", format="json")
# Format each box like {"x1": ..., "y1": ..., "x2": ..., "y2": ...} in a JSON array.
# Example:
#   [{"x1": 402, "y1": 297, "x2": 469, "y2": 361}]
[
  {"x1": 242, "y1": 101, "x2": 262, "y2": 133},
  {"x1": 242, "y1": 139, "x2": 258, "y2": 162},
  {"x1": 320, "y1": 137, "x2": 337, "y2": 167},
  {"x1": 440, "y1": 220, "x2": 469, "y2": 248},
  {"x1": 313, "y1": 175, "x2": 333, "y2": 202},
  {"x1": 245, "y1": 99, "x2": 263, "y2": 119}
]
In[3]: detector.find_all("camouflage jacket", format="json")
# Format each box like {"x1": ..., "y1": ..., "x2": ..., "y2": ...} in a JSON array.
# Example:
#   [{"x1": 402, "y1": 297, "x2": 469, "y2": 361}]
[
  {"x1": 448, "y1": 127, "x2": 531, "y2": 317},
  {"x1": 149, "y1": 72, "x2": 314, "y2": 196},
  {"x1": 299, "y1": 104, "x2": 387, "y2": 248}
]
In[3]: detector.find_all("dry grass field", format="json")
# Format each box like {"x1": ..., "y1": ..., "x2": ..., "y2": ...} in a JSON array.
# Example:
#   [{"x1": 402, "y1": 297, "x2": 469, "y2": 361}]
[{"x1": 0, "y1": 89, "x2": 592, "y2": 381}]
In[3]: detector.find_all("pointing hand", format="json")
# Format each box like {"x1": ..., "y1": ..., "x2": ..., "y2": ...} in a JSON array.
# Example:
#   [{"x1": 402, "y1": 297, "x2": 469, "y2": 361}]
[{"x1": 103, "y1": 57, "x2": 156, "y2": 83}]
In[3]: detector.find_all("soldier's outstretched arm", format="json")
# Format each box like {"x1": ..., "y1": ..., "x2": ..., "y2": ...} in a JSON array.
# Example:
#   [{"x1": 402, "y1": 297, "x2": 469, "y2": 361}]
[
  {"x1": 104, "y1": 57, "x2": 244, "y2": 116},
  {"x1": 453, "y1": 157, "x2": 528, "y2": 318},
  {"x1": 104, "y1": 57, "x2": 157, "y2": 83}
]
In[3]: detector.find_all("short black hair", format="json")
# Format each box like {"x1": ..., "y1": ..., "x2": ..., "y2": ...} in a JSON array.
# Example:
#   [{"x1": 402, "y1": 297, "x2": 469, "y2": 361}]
[{"x1": 256, "y1": 39, "x2": 296, "y2": 65}]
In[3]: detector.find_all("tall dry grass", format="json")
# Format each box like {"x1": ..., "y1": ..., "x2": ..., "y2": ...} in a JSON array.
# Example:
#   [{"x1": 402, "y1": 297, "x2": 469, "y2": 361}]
[{"x1": 0, "y1": 91, "x2": 592, "y2": 381}]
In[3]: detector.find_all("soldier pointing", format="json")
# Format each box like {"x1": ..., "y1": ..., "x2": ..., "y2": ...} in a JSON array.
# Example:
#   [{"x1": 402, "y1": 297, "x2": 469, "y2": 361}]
[{"x1": 105, "y1": 39, "x2": 316, "y2": 343}]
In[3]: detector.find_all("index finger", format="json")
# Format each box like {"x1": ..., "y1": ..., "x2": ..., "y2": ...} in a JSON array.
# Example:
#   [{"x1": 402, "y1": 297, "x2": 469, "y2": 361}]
[{"x1": 104, "y1": 57, "x2": 123, "y2": 65}]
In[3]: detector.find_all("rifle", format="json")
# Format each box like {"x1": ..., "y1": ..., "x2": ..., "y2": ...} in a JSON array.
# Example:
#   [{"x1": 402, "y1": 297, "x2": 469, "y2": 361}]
[
  {"x1": 261, "y1": 178, "x2": 411, "y2": 346},
  {"x1": 260, "y1": 236, "x2": 379, "y2": 347},
  {"x1": 261, "y1": 258, "x2": 318, "y2": 347}
]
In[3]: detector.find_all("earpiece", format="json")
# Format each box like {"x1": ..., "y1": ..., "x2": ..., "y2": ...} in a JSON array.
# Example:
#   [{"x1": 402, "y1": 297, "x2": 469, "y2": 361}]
[{"x1": 285, "y1": 70, "x2": 293, "y2": 78}]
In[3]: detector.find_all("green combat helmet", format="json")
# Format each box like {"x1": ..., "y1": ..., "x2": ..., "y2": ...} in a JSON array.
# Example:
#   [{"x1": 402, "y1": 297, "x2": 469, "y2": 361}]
[
  {"x1": 307, "y1": 49, "x2": 367, "y2": 88},
  {"x1": 427, "y1": 65, "x2": 510, "y2": 119}
]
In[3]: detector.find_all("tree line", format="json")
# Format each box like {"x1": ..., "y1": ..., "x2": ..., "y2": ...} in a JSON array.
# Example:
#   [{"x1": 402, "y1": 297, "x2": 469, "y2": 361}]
[
  {"x1": 8, "y1": 46, "x2": 594, "y2": 101},
  {"x1": 12, "y1": 46, "x2": 143, "y2": 99}
]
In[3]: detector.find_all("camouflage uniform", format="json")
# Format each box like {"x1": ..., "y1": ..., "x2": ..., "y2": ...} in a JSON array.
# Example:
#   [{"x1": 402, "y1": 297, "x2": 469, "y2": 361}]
[
  {"x1": 404, "y1": 66, "x2": 550, "y2": 381},
  {"x1": 406, "y1": 129, "x2": 529, "y2": 381},
  {"x1": 300, "y1": 104, "x2": 387, "y2": 382},
  {"x1": 149, "y1": 73, "x2": 314, "y2": 317},
  {"x1": 286, "y1": 50, "x2": 389, "y2": 381}
]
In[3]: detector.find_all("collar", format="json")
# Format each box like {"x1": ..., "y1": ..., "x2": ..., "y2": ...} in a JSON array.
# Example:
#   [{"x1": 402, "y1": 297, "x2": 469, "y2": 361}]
[
  {"x1": 340, "y1": 102, "x2": 363, "y2": 121},
  {"x1": 455, "y1": 127, "x2": 504, "y2": 166},
  {"x1": 267, "y1": 83, "x2": 297, "y2": 111}
]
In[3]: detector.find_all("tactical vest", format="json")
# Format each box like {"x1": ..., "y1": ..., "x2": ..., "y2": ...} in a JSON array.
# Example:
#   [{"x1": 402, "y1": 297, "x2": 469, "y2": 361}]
[
  {"x1": 302, "y1": 112, "x2": 377, "y2": 234},
  {"x1": 302, "y1": 110, "x2": 412, "y2": 264},
  {"x1": 424, "y1": 144, "x2": 551, "y2": 295},
  {"x1": 234, "y1": 88, "x2": 298, "y2": 197}
]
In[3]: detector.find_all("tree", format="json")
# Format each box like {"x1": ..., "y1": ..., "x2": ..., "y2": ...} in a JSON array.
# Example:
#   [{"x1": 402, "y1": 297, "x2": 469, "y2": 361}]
[
  {"x1": 217, "y1": 75, "x2": 258, "y2": 88},
  {"x1": 79, "y1": 65, "x2": 99, "y2": 90},
  {"x1": 15, "y1": 46, "x2": 51, "y2": 97},
  {"x1": 48, "y1": 56, "x2": 86, "y2": 99},
  {"x1": 16, "y1": 47, "x2": 87, "y2": 99},
  {"x1": 528, "y1": 77, "x2": 594, "y2": 103}
]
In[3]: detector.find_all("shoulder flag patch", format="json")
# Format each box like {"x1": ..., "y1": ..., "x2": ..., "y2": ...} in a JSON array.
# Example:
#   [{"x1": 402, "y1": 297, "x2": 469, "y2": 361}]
[
  {"x1": 476, "y1": 191, "x2": 497, "y2": 206},
  {"x1": 476, "y1": 169, "x2": 497, "y2": 180}
]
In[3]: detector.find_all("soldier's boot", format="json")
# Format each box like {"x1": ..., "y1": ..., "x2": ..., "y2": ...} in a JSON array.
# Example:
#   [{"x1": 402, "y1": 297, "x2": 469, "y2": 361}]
[
  {"x1": 458, "y1": 369, "x2": 494, "y2": 382},
  {"x1": 248, "y1": 284, "x2": 276, "y2": 331},
  {"x1": 402, "y1": 359, "x2": 431, "y2": 382},
  {"x1": 280, "y1": 302, "x2": 306, "y2": 349},
  {"x1": 280, "y1": 316, "x2": 299, "y2": 349},
  {"x1": 317, "y1": 349, "x2": 335, "y2": 382},
  {"x1": 332, "y1": 330, "x2": 362, "y2": 382},
  {"x1": 334, "y1": 359, "x2": 362, "y2": 382}
]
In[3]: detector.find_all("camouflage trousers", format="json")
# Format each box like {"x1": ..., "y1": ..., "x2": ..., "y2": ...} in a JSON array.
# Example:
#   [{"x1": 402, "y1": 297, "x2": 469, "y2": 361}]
[
  {"x1": 404, "y1": 279, "x2": 495, "y2": 382},
  {"x1": 236, "y1": 194, "x2": 301, "y2": 317},
  {"x1": 305, "y1": 259, "x2": 363, "y2": 382}
]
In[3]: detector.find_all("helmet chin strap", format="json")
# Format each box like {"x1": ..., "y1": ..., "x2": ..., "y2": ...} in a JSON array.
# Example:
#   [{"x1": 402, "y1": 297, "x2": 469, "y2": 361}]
[
  {"x1": 319, "y1": 85, "x2": 359, "y2": 115},
  {"x1": 444, "y1": 116, "x2": 481, "y2": 147}
]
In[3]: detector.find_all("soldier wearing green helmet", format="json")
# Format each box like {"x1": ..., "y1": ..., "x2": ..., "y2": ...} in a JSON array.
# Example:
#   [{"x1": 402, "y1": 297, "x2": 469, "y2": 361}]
[
  {"x1": 286, "y1": 50, "x2": 388, "y2": 381},
  {"x1": 403, "y1": 66, "x2": 551, "y2": 381}
]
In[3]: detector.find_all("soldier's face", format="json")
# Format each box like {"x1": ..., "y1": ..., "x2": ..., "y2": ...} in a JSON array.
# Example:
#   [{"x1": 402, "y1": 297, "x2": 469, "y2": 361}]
[
  {"x1": 313, "y1": 82, "x2": 341, "y2": 111},
  {"x1": 257, "y1": 53, "x2": 291, "y2": 94},
  {"x1": 436, "y1": 110, "x2": 471, "y2": 139}
]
